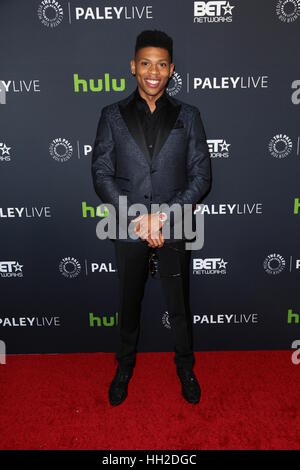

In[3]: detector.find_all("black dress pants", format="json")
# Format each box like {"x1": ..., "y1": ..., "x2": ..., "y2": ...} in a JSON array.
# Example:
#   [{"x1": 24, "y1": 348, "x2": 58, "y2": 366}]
[{"x1": 113, "y1": 239, "x2": 195, "y2": 372}]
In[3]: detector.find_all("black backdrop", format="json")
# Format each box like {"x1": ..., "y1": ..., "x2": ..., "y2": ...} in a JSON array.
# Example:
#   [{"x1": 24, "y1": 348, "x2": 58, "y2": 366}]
[{"x1": 0, "y1": 0, "x2": 299, "y2": 354}]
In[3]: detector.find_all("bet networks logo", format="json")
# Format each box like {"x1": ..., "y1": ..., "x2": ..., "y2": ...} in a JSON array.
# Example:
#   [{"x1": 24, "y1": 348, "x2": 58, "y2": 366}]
[
  {"x1": 193, "y1": 258, "x2": 228, "y2": 275},
  {"x1": 207, "y1": 139, "x2": 231, "y2": 158},
  {"x1": 194, "y1": 1, "x2": 235, "y2": 23},
  {"x1": 0, "y1": 261, "x2": 23, "y2": 278},
  {"x1": 73, "y1": 73, "x2": 125, "y2": 93},
  {"x1": 0, "y1": 143, "x2": 11, "y2": 162}
]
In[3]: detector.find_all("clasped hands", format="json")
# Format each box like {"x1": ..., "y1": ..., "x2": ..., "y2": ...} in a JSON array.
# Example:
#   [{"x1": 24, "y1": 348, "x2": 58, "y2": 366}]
[{"x1": 132, "y1": 212, "x2": 166, "y2": 248}]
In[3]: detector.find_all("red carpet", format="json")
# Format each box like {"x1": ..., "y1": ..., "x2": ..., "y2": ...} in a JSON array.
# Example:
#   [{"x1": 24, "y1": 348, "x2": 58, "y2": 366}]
[{"x1": 0, "y1": 351, "x2": 300, "y2": 450}]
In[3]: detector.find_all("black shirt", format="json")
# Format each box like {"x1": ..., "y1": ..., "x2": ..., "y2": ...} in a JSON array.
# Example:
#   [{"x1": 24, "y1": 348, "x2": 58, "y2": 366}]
[{"x1": 134, "y1": 86, "x2": 169, "y2": 159}]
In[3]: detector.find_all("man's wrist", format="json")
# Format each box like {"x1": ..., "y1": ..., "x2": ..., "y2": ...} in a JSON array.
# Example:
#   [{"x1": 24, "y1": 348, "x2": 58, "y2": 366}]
[{"x1": 155, "y1": 210, "x2": 168, "y2": 224}]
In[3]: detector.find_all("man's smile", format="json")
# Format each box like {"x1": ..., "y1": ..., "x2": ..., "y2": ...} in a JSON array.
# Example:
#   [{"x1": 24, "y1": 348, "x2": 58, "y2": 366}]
[{"x1": 144, "y1": 78, "x2": 161, "y2": 88}]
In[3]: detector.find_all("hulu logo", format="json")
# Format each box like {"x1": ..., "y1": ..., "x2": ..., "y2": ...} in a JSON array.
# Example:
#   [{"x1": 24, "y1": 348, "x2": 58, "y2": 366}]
[
  {"x1": 287, "y1": 308, "x2": 299, "y2": 324},
  {"x1": 89, "y1": 312, "x2": 119, "y2": 327},
  {"x1": 294, "y1": 198, "x2": 300, "y2": 215},
  {"x1": 82, "y1": 201, "x2": 109, "y2": 218},
  {"x1": 73, "y1": 73, "x2": 125, "y2": 93}
]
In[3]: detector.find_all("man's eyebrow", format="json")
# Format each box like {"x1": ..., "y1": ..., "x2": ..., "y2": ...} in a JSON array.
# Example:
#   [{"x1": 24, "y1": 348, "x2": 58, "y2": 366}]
[{"x1": 139, "y1": 57, "x2": 168, "y2": 62}]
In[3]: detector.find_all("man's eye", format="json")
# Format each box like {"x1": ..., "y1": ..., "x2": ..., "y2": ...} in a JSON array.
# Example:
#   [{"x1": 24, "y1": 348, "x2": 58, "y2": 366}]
[
  {"x1": 142, "y1": 62, "x2": 148, "y2": 66},
  {"x1": 160, "y1": 63, "x2": 167, "y2": 67}
]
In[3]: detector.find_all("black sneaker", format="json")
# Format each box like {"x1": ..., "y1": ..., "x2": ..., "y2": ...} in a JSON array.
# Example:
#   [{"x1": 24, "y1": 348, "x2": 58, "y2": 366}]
[
  {"x1": 177, "y1": 367, "x2": 201, "y2": 404},
  {"x1": 109, "y1": 366, "x2": 133, "y2": 406}
]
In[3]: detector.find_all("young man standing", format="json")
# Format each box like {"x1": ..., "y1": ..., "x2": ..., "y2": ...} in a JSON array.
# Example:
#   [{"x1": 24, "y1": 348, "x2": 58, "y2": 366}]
[{"x1": 92, "y1": 30, "x2": 211, "y2": 406}]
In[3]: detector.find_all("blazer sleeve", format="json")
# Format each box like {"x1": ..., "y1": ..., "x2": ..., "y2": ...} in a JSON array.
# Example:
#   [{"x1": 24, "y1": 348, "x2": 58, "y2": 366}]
[
  {"x1": 91, "y1": 106, "x2": 135, "y2": 224},
  {"x1": 160, "y1": 108, "x2": 211, "y2": 228}
]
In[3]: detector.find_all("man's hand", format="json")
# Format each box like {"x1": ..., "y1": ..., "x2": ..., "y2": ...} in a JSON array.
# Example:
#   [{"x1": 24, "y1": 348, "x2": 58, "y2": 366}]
[{"x1": 132, "y1": 213, "x2": 166, "y2": 248}]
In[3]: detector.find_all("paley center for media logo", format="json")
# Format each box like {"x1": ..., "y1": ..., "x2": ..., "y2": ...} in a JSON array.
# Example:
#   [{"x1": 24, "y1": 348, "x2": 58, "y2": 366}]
[
  {"x1": 50, "y1": 138, "x2": 73, "y2": 162},
  {"x1": 161, "y1": 310, "x2": 258, "y2": 328},
  {"x1": 276, "y1": 0, "x2": 300, "y2": 23},
  {"x1": 263, "y1": 253, "x2": 300, "y2": 274},
  {"x1": 268, "y1": 134, "x2": 293, "y2": 159},
  {"x1": 263, "y1": 254, "x2": 286, "y2": 275},
  {"x1": 158, "y1": 73, "x2": 268, "y2": 94},
  {"x1": 59, "y1": 256, "x2": 116, "y2": 278},
  {"x1": 49, "y1": 138, "x2": 94, "y2": 162},
  {"x1": 0, "y1": 206, "x2": 52, "y2": 219},
  {"x1": 194, "y1": 202, "x2": 263, "y2": 215},
  {"x1": 0, "y1": 315, "x2": 61, "y2": 328},
  {"x1": 37, "y1": 1, "x2": 154, "y2": 28},
  {"x1": 0, "y1": 79, "x2": 40, "y2": 105},
  {"x1": 192, "y1": 75, "x2": 269, "y2": 91},
  {"x1": 194, "y1": 1, "x2": 235, "y2": 23}
]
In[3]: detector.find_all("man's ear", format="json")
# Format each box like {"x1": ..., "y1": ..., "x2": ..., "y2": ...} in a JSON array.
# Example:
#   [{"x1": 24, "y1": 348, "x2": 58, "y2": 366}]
[
  {"x1": 130, "y1": 59, "x2": 136, "y2": 75},
  {"x1": 169, "y1": 63, "x2": 175, "y2": 77}
]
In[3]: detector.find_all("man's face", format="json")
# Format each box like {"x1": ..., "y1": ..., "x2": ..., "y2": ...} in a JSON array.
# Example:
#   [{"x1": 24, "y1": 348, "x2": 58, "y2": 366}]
[{"x1": 131, "y1": 47, "x2": 174, "y2": 97}]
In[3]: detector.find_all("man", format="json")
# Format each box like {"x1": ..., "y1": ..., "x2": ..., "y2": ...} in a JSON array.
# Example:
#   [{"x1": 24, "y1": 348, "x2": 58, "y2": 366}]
[{"x1": 91, "y1": 30, "x2": 211, "y2": 406}]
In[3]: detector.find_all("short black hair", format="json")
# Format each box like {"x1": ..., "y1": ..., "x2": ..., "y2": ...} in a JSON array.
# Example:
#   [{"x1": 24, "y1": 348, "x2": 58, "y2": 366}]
[{"x1": 135, "y1": 29, "x2": 173, "y2": 63}]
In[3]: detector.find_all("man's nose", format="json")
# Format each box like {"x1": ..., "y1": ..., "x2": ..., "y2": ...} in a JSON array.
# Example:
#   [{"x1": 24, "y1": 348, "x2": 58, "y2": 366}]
[{"x1": 148, "y1": 64, "x2": 160, "y2": 74}]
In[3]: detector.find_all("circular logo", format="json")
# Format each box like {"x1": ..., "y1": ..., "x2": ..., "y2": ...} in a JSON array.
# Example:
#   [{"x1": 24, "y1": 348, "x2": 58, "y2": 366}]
[
  {"x1": 59, "y1": 257, "x2": 81, "y2": 278},
  {"x1": 49, "y1": 138, "x2": 73, "y2": 162},
  {"x1": 276, "y1": 0, "x2": 300, "y2": 23},
  {"x1": 166, "y1": 72, "x2": 182, "y2": 96},
  {"x1": 37, "y1": 0, "x2": 64, "y2": 28},
  {"x1": 263, "y1": 254, "x2": 286, "y2": 275},
  {"x1": 162, "y1": 311, "x2": 171, "y2": 329},
  {"x1": 268, "y1": 134, "x2": 293, "y2": 159}
]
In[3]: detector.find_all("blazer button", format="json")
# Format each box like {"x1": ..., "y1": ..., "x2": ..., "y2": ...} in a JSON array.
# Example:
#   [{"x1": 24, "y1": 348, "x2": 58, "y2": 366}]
[{"x1": 144, "y1": 195, "x2": 149, "y2": 199}]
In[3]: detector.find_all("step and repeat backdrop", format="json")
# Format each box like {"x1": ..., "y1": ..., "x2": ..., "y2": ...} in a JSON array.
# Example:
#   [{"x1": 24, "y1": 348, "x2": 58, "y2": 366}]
[{"x1": 0, "y1": 0, "x2": 299, "y2": 355}]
